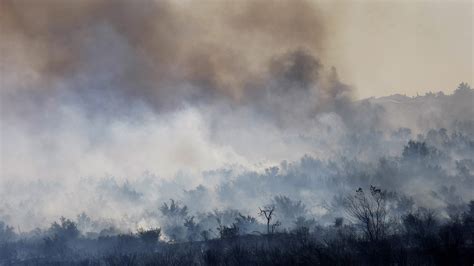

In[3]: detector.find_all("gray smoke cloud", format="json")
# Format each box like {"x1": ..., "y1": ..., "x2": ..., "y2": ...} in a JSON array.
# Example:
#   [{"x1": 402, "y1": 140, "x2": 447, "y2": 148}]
[{"x1": 0, "y1": 0, "x2": 333, "y2": 115}]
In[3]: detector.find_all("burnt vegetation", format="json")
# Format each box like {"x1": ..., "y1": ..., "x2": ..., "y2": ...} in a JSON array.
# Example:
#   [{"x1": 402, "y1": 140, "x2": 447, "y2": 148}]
[
  {"x1": 1, "y1": 186, "x2": 473, "y2": 265},
  {"x1": 1, "y1": 201, "x2": 473, "y2": 265},
  {"x1": 1, "y1": 118, "x2": 474, "y2": 265}
]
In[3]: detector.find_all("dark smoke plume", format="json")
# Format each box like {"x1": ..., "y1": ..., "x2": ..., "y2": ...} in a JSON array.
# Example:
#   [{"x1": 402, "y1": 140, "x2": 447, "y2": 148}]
[{"x1": 1, "y1": 0, "x2": 337, "y2": 117}]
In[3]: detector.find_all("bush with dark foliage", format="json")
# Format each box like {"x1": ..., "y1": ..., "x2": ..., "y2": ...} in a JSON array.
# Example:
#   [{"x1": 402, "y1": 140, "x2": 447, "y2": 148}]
[{"x1": 1, "y1": 198, "x2": 473, "y2": 265}]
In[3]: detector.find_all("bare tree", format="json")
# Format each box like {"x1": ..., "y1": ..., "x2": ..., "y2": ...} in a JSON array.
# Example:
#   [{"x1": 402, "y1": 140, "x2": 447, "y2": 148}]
[
  {"x1": 345, "y1": 186, "x2": 388, "y2": 242},
  {"x1": 259, "y1": 206, "x2": 280, "y2": 234}
]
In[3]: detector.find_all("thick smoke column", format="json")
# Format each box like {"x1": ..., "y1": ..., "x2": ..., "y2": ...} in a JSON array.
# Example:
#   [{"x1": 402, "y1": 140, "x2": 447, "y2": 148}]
[{"x1": 0, "y1": 0, "x2": 337, "y2": 115}]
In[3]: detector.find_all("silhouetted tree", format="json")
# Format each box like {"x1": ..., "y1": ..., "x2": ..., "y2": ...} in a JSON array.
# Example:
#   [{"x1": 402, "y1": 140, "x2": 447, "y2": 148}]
[
  {"x1": 345, "y1": 186, "x2": 389, "y2": 242},
  {"x1": 462, "y1": 201, "x2": 474, "y2": 245},
  {"x1": 402, "y1": 208, "x2": 438, "y2": 248},
  {"x1": 160, "y1": 199, "x2": 188, "y2": 218},
  {"x1": 200, "y1": 230, "x2": 211, "y2": 241},
  {"x1": 234, "y1": 213, "x2": 259, "y2": 235},
  {"x1": 0, "y1": 221, "x2": 15, "y2": 243},
  {"x1": 456, "y1": 82, "x2": 471, "y2": 92},
  {"x1": 48, "y1": 217, "x2": 79, "y2": 241},
  {"x1": 259, "y1": 206, "x2": 280, "y2": 234},
  {"x1": 294, "y1": 216, "x2": 316, "y2": 232},
  {"x1": 184, "y1": 216, "x2": 201, "y2": 241},
  {"x1": 402, "y1": 140, "x2": 429, "y2": 159},
  {"x1": 160, "y1": 199, "x2": 188, "y2": 242},
  {"x1": 216, "y1": 218, "x2": 239, "y2": 239},
  {"x1": 273, "y1": 195, "x2": 307, "y2": 228}
]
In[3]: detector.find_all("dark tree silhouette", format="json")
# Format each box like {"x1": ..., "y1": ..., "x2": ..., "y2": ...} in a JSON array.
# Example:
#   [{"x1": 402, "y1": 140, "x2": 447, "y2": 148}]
[
  {"x1": 456, "y1": 82, "x2": 471, "y2": 92},
  {"x1": 216, "y1": 218, "x2": 239, "y2": 239},
  {"x1": 0, "y1": 221, "x2": 15, "y2": 243},
  {"x1": 48, "y1": 217, "x2": 80, "y2": 241},
  {"x1": 345, "y1": 186, "x2": 388, "y2": 242},
  {"x1": 259, "y1": 206, "x2": 280, "y2": 234},
  {"x1": 184, "y1": 216, "x2": 201, "y2": 241},
  {"x1": 160, "y1": 199, "x2": 188, "y2": 218},
  {"x1": 160, "y1": 199, "x2": 188, "y2": 242},
  {"x1": 235, "y1": 213, "x2": 259, "y2": 235},
  {"x1": 403, "y1": 209, "x2": 439, "y2": 250},
  {"x1": 402, "y1": 140, "x2": 429, "y2": 159}
]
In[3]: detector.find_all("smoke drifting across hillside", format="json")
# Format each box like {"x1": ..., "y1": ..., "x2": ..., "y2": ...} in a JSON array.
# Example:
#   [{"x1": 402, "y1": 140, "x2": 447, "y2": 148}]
[
  {"x1": 0, "y1": 0, "x2": 473, "y2": 233},
  {"x1": 0, "y1": 0, "x2": 354, "y2": 181}
]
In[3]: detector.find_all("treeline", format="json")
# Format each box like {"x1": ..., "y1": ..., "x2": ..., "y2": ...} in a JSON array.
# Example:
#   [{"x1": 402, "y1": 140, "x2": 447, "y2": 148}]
[
  {"x1": 1, "y1": 187, "x2": 473, "y2": 265},
  {"x1": 0, "y1": 135, "x2": 473, "y2": 265}
]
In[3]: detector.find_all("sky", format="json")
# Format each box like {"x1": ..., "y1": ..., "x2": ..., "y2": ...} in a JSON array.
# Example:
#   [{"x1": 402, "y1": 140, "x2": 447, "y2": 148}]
[{"x1": 320, "y1": 0, "x2": 473, "y2": 98}]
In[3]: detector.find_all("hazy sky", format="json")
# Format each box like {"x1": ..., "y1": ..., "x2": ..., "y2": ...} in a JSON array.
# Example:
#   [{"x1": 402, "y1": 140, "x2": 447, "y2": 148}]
[{"x1": 322, "y1": 0, "x2": 473, "y2": 98}]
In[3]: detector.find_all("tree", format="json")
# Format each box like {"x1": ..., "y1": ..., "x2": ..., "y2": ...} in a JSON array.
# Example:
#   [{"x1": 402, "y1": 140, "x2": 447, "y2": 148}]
[
  {"x1": 160, "y1": 199, "x2": 188, "y2": 242},
  {"x1": 456, "y1": 82, "x2": 471, "y2": 92},
  {"x1": 235, "y1": 213, "x2": 260, "y2": 235},
  {"x1": 462, "y1": 201, "x2": 474, "y2": 244},
  {"x1": 216, "y1": 218, "x2": 239, "y2": 239},
  {"x1": 345, "y1": 186, "x2": 388, "y2": 242},
  {"x1": 184, "y1": 216, "x2": 201, "y2": 241},
  {"x1": 259, "y1": 206, "x2": 280, "y2": 234},
  {"x1": 200, "y1": 230, "x2": 211, "y2": 241},
  {"x1": 217, "y1": 224, "x2": 239, "y2": 240},
  {"x1": 273, "y1": 196, "x2": 307, "y2": 228},
  {"x1": 48, "y1": 217, "x2": 80, "y2": 241},
  {"x1": 402, "y1": 208, "x2": 438, "y2": 248},
  {"x1": 402, "y1": 140, "x2": 429, "y2": 159},
  {"x1": 160, "y1": 199, "x2": 188, "y2": 218},
  {"x1": 0, "y1": 221, "x2": 15, "y2": 243}
]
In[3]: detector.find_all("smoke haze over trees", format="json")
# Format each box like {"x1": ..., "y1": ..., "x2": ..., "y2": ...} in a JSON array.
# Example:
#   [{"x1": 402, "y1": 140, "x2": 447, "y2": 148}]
[{"x1": 0, "y1": 0, "x2": 473, "y2": 264}]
